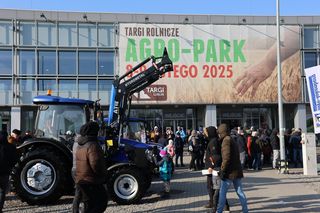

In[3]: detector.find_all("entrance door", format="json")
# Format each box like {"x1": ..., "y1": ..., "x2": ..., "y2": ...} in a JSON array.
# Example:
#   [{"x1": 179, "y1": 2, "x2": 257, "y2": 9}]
[{"x1": 163, "y1": 119, "x2": 187, "y2": 135}]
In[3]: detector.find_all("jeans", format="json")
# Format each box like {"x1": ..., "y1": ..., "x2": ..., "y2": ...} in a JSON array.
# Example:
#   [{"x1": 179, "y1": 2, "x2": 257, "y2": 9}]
[
  {"x1": 0, "y1": 175, "x2": 9, "y2": 213},
  {"x1": 217, "y1": 178, "x2": 248, "y2": 213},
  {"x1": 239, "y1": 151, "x2": 246, "y2": 169},
  {"x1": 252, "y1": 152, "x2": 262, "y2": 170},
  {"x1": 175, "y1": 151, "x2": 184, "y2": 166},
  {"x1": 273, "y1": 149, "x2": 280, "y2": 169},
  {"x1": 293, "y1": 148, "x2": 302, "y2": 167}
]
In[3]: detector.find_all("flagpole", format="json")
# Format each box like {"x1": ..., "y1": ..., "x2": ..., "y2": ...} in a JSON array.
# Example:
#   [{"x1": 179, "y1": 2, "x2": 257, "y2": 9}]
[{"x1": 276, "y1": 0, "x2": 286, "y2": 173}]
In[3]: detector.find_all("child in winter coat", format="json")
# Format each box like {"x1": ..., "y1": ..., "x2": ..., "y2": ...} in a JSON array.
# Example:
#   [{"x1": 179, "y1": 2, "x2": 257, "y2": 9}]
[{"x1": 153, "y1": 149, "x2": 173, "y2": 198}]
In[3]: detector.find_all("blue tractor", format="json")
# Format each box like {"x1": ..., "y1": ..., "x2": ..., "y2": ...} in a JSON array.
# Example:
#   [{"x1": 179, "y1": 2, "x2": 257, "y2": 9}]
[{"x1": 10, "y1": 48, "x2": 173, "y2": 205}]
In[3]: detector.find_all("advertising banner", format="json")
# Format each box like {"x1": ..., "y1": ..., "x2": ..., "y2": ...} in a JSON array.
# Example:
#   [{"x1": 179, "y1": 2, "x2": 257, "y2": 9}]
[
  {"x1": 305, "y1": 65, "x2": 320, "y2": 134},
  {"x1": 119, "y1": 24, "x2": 301, "y2": 104}
]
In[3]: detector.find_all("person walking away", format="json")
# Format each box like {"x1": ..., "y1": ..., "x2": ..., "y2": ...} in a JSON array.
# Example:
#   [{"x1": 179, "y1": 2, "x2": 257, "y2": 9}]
[
  {"x1": 72, "y1": 134, "x2": 88, "y2": 213},
  {"x1": 75, "y1": 121, "x2": 108, "y2": 213},
  {"x1": 216, "y1": 123, "x2": 248, "y2": 213},
  {"x1": 290, "y1": 128, "x2": 302, "y2": 168},
  {"x1": 270, "y1": 128, "x2": 280, "y2": 169},
  {"x1": 153, "y1": 149, "x2": 173, "y2": 198},
  {"x1": 204, "y1": 126, "x2": 230, "y2": 212},
  {"x1": 236, "y1": 129, "x2": 247, "y2": 169},
  {"x1": 0, "y1": 131, "x2": 18, "y2": 213},
  {"x1": 174, "y1": 132, "x2": 184, "y2": 167}
]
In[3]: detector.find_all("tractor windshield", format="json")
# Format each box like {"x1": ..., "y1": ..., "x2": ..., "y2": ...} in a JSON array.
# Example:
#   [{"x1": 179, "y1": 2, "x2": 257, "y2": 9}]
[
  {"x1": 34, "y1": 105, "x2": 87, "y2": 140},
  {"x1": 123, "y1": 120, "x2": 148, "y2": 143}
]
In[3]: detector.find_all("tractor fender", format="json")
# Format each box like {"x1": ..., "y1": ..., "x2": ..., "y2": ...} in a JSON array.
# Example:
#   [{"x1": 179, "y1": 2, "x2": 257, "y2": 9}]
[
  {"x1": 107, "y1": 162, "x2": 136, "y2": 172},
  {"x1": 17, "y1": 139, "x2": 73, "y2": 162}
]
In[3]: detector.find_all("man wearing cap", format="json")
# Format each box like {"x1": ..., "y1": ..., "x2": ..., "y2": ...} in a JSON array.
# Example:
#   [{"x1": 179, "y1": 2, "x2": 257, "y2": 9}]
[{"x1": 75, "y1": 121, "x2": 108, "y2": 213}]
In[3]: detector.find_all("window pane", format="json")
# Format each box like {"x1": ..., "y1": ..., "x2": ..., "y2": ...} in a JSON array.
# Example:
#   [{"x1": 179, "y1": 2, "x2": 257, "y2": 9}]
[
  {"x1": 98, "y1": 24, "x2": 115, "y2": 47},
  {"x1": 79, "y1": 79, "x2": 97, "y2": 100},
  {"x1": 304, "y1": 52, "x2": 317, "y2": 68},
  {"x1": 98, "y1": 51, "x2": 114, "y2": 75},
  {"x1": 79, "y1": 23, "x2": 97, "y2": 47},
  {"x1": 0, "y1": 50, "x2": 12, "y2": 75},
  {"x1": 0, "y1": 79, "x2": 12, "y2": 104},
  {"x1": 79, "y1": 80, "x2": 96, "y2": 91},
  {"x1": 19, "y1": 50, "x2": 35, "y2": 75},
  {"x1": 0, "y1": 79, "x2": 11, "y2": 90},
  {"x1": 0, "y1": 21, "x2": 13, "y2": 45},
  {"x1": 38, "y1": 22, "x2": 57, "y2": 46},
  {"x1": 79, "y1": 51, "x2": 96, "y2": 75},
  {"x1": 304, "y1": 27, "x2": 318, "y2": 48},
  {"x1": 38, "y1": 51, "x2": 56, "y2": 75},
  {"x1": 19, "y1": 79, "x2": 36, "y2": 104},
  {"x1": 20, "y1": 22, "x2": 36, "y2": 45},
  {"x1": 59, "y1": 51, "x2": 76, "y2": 75},
  {"x1": 38, "y1": 79, "x2": 57, "y2": 91},
  {"x1": 98, "y1": 80, "x2": 112, "y2": 91},
  {"x1": 58, "y1": 23, "x2": 77, "y2": 46},
  {"x1": 98, "y1": 80, "x2": 112, "y2": 104},
  {"x1": 59, "y1": 79, "x2": 77, "y2": 98},
  {"x1": 59, "y1": 80, "x2": 76, "y2": 91}
]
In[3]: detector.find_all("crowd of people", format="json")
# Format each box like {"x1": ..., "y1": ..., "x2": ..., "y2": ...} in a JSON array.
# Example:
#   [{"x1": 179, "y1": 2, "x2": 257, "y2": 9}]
[
  {"x1": 147, "y1": 123, "x2": 305, "y2": 213},
  {"x1": 0, "y1": 122, "x2": 305, "y2": 213}
]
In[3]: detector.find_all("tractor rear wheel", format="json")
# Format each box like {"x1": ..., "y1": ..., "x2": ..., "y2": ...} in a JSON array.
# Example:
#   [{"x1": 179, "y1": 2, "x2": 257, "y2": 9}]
[{"x1": 11, "y1": 148, "x2": 68, "y2": 205}]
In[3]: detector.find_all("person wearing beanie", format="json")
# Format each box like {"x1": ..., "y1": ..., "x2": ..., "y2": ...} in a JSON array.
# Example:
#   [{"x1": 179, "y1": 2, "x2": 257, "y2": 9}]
[
  {"x1": 74, "y1": 121, "x2": 108, "y2": 213},
  {"x1": 153, "y1": 149, "x2": 172, "y2": 198},
  {"x1": 216, "y1": 123, "x2": 248, "y2": 213}
]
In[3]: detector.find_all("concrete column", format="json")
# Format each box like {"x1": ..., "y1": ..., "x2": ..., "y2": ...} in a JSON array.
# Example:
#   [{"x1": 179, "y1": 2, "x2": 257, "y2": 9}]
[
  {"x1": 302, "y1": 133, "x2": 318, "y2": 176},
  {"x1": 294, "y1": 104, "x2": 307, "y2": 132},
  {"x1": 205, "y1": 105, "x2": 217, "y2": 127},
  {"x1": 11, "y1": 106, "x2": 21, "y2": 131}
]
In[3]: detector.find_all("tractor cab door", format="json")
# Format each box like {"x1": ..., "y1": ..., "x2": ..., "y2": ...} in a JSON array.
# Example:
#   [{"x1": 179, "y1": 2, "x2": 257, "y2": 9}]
[{"x1": 34, "y1": 105, "x2": 87, "y2": 142}]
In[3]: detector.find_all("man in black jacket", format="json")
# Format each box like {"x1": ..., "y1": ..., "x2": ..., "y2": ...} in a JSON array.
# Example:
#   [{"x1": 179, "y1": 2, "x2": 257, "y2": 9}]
[
  {"x1": 0, "y1": 131, "x2": 18, "y2": 212},
  {"x1": 204, "y1": 126, "x2": 229, "y2": 212}
]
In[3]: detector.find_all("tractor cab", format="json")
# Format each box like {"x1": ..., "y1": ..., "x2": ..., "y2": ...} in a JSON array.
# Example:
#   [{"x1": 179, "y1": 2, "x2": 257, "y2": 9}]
[{"x1": 33, "y1": 95, "x2": 93, "y2": 147}]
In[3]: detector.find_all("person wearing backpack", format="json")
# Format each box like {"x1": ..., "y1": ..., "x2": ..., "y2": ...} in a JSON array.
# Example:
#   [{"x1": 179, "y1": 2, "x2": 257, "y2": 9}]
[
  {"x1": 153, "y1": 149, "x2": 173, "y2": 198},
  {"x1": 0, "y1": 131, "x2": 18, "y2": 213}
]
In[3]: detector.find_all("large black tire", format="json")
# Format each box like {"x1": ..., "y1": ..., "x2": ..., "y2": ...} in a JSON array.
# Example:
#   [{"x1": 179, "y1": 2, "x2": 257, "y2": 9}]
[
  {"x1": 107, "y1": 167, "x2": 145, "y2": 205},
  {"x1": 11, "y1": 147, "x2": 69, "y2": 205}
]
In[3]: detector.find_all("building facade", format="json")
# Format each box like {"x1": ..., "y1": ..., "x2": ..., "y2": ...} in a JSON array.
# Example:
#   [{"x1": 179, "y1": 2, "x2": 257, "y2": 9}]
[{"x1": 0, "y1": 9, "x2": 318, "y2": 134}]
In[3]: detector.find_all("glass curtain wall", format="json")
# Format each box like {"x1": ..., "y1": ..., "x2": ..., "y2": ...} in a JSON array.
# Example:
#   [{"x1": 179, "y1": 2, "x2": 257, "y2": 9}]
[{"x1": 0, "y1": 19, "x2": 115, "y2": 105}]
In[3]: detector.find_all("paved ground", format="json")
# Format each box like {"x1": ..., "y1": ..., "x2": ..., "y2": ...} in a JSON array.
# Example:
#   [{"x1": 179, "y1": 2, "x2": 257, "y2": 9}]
[{"x1": 3, "y1": 153, "x2": 320, "y2": 213}]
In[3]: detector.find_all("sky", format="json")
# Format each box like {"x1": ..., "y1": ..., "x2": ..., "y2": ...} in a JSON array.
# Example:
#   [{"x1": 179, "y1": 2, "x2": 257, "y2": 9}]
[{"x1": 0, "y1": 0, "x2": 320, "y2": 16}]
